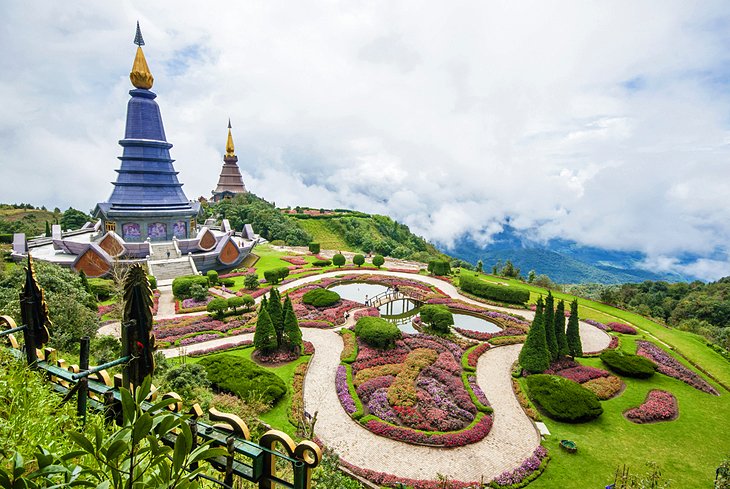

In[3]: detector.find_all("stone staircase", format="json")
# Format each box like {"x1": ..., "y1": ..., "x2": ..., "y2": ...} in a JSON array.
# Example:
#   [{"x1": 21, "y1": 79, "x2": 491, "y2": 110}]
[
  {"x1": 150, "y1": 242, "x2": 179, "y2": 259},
  {"x1": 148, "y1": 258, "x2": 196, "y2": 281}
]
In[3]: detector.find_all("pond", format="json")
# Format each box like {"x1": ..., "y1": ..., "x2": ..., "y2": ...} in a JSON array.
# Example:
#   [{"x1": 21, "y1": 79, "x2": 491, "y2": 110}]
[{"x1": 329, "y1": 282, "x2": 502, "y2": 335}]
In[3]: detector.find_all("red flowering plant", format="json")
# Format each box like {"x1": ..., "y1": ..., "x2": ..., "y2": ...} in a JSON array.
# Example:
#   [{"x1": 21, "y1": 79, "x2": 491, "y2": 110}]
[
  {"x1": 607, "y1": 322, "x2": 637, "y2": 334},
  {"x1": 625, "y1": 389, "x2": 678, "y2": 423}
]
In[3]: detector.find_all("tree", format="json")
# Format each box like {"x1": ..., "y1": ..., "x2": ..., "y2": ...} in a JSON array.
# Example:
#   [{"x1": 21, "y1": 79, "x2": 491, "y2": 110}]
[
  {"x1": 566, "y1": 299, "x2": 582, "y2": 357},
  {"x1": 353, "y1": 254, "x2": 365, "y2": 267},
  {"x1": 308, "y1": 242, "x2": 320, "y2": 254},
  {"x1": 332, "y1": 253, "x2": 346, "y2": 267},
  {"x1": 78, "y1": 270, "x2": 92, "y2": 295},
  {"x1": 267, "y1": 289, "x2": 284, "y2": 346},
  {"x1": 544, "y1": 291, "x2": 558, "y2": 362},
  {"x1": 372, "y1": 255, "x2": 385, "y2": 268},
  {"x1": 240, "y1": 294, "x2": 255, "y2": 311},
  {"x1": 528, "y1": 270, "x2": 536, "y2": 283},
  {"x1": 428, "y1": 259, "x2": 451, "y2": 276},
  {"x1": 206, "y1": 270, "x2": 219, "y2": 286},
  {"x1": 227, "y1": 296, "x2": 244, "y2": 313},
  {"x1": 476, "y1": 260, "x2": 483, "y2": 274},
  {"x1": 501, "y1": 260, "x2": 518, "y2": 278},
  {"x1": 419, "y1": 305, "x2": 453, "y2": 334},
  {"x1": 254, "y1": 308, "x2": 278, "y2": 353},
  {"x1": 207, "y1": 297, "x2": 228, "y2": 318},
  {"x1": 44, "y1": 221, "x2": 51, "y2": 237},
  {"x1": 555, "y1": 300, "x2": 569, "y2": 357},
  {"x1": 282, "y1": 296, "x2": 302, "y2": 351},
  {"x1": 244, "y1": 273, "x2": 259, "y2": 290},
  {"x1": 60, "y1": 207, "x2": 90, "y2": 231},
  {"x1": 519, "y1": 297, "x2": 550, "y2": 373}
]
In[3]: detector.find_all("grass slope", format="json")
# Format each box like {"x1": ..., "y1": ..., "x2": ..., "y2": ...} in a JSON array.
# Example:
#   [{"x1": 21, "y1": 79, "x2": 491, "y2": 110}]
[{"x1": 296, "y1": 219, "x2": 351, "y2": 251}]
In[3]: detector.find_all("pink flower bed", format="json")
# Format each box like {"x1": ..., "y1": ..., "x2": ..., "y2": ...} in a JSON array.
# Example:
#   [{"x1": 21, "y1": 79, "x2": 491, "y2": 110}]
[
  {"x1": 281, "y1": 256, "x2": 308, "y2": 266},
  {"x1": 625, "y1": 390, "x2": 678, "y2": 423},
  {"x1": 97, "y1": 304, "x2": 115, "y2": 317},
  {"x1": 455, "y1": 327, "x2": 526, "y2": 342},
  {"x1": 353, "y1": 307, "x2": 380, "y2": 320},
  {"x1": 636, "y1": 340, "x2": 718, "y2": 395},
  {"x1": 492, "y1": 446, "x2": 549, "y2": 487},
  {"x1": 543, "y1": 358, "x2": 612, "y2": 384},
  {"x1": 299, "y1": 320, "x2": 333, "y2": 329},
  {"x1": 188, "y1": 339, "x2": 253, "y2": 356},
  {"x1": 154, "y1": 315, "x2": 254, "y2": 345},
  {"x1": 364, "y1": 414, "x2": 492, "y2": 447},
  {"x1": 338, "y1": 459, "x2": 480, "y2": 489},
  {"x1": 236, "y1": 287, "x2": 271, "y2": 299},
  {"x1": 218, "y1": 267, "x2": 255, "y2": 278},
  {"x1": 467, "y1": 343, "x2": 491, "y2": 369},
  {"x1": 607, "y1": 322, "x2": 637, "y2": 334}
]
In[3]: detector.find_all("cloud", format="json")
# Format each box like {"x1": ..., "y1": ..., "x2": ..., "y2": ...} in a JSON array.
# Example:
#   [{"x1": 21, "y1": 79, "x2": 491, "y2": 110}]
[{"x1": 2, "y1": 1, "x2": 730, "y2": 279}]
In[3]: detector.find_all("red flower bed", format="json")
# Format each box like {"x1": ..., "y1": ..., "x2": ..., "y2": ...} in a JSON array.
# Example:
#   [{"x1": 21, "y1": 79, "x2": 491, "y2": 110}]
[
  {"x1": 625, "y1": 389, "x2": 678, "y2": 423},
  {"x1": 338, "y1": 459, "x2": 480, "y2": 489},
  {"x1": 467, "y1": 343, "x2": 491, "y2": 369},
  {"x1": 364, "y1": 413, "x2": 492, "y2": 447},
  {"x1": 236, "y1": 287, "x2": 271, "y2": 299},
  {"x1": 607, "y1": 322, "x2": 637, "y2": 334},
  {"x1": 281, "y1": 256, "x2": 308, "y2": 266},
  {"x1": 219, "y1": 268, "x2": 255, "y2": 278}
]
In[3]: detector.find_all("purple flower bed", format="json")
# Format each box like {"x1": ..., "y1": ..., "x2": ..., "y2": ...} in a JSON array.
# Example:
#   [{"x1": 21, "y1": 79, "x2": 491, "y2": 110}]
[
  {"x1": 636, "y1": 340, "x2": 718, "y2": 395},
  {"x1": 607, "y1": 322, "x2": 637, "y2": 335},
  {"x1": 492, "y1": 446, "x2": 549, "y2": 486},
  {"x1": 336, "y1": 365, "x2": 357, "y2": 414},
  {"x1": 455, "y1": 327, "x2": 526, "y2": 342},
  {"x1": 181, "y1": 296, "x2": 213, "y2": 309},
  {"x1": 356, "y1": 375, "x2": 395, "y2": 402},
  {"x1": 468, "y1": 375, "x2": 490, "y2": 406},
  {"x1": 556, "y1": 366, "x2": 610, "y2": 384},
  {"x1": 188, "y1": 339, "x2": 252, "y2": 356},
  {"x1": 583, "y1": 318, "x2": 608, "y2": 331},
  {"x1": 367, "y1": 389, "x2": 400, "y2": 424},
  {"x1": 180, "y1": 333, "x2": 221, "y2": 346},
  {"x1": 625, "y1": 389, "x2": 678, "y2": 423},
  {"x1": 365, "y1": 413, "x2": 493, "y2": 447}
]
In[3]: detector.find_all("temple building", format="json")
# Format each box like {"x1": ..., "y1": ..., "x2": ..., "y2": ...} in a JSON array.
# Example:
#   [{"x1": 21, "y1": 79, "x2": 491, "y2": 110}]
[
  {"x1": 211, "y1": 121, "x2": 248, "y2": 202},
  {"x1": 13, "y1": 24, "x2": 259, "y2": 280}
]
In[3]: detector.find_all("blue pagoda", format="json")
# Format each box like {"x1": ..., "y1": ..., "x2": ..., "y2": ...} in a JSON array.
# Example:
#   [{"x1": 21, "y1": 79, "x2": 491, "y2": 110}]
[{"x1": 93, "y1": 23, "x2": 200, "y2": 242}]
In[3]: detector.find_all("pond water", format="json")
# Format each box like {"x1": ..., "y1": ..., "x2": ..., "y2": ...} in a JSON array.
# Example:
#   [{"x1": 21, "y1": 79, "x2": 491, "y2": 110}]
[{"x1": 329, "y1": 282, "x2": 501, "y2": 335}]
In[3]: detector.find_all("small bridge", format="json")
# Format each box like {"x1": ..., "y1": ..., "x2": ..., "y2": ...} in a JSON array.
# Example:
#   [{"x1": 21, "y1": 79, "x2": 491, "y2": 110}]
[{"x1": 367, "y1": 289, "x2": 422, "y2": 309}]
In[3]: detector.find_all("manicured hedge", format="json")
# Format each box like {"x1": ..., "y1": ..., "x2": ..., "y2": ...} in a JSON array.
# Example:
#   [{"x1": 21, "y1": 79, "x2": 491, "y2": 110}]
[
  {"x1": 88, "y1": 278, "x2": 115, "y2": 300},
  {"x1": 198, "y1": 354, "x2": 286, "y2": 405},
  {"x1": 302, "y1": 288, "x2": 341, "y2": 307},
  {"x1": 312, "y1": 259, "x2": 332, "y2": 267},
  {"x1": 308, "y1": 242, "x2": 321, "y2": 254},
  {"x1": 172, "y1": 275, "x2": 210, "y2": 299},
  {"x1": 600, "y1": 350, "x2": 656, "y2": 379},
  {"x1": 354, "y1": 316, "x2": 401, "y2": 349},
  {"x1": 525, "y1": 374, "x2": 603, "y2": 422},
  {"x1": 459, "y1": 275, "x2": 530, "y2": 305},
  {"x1": 263, "y1": 266, "x2": 290, "y2": 284}
]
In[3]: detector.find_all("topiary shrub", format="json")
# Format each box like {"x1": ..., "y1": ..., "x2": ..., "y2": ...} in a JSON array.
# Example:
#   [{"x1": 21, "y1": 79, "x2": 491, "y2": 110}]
[
  {"x1": 188, "y1": 283, "x2": 208, "y2": 302},
  {"x1": 240, "y1": 294, "x2": 255, "y2": 310},
  {"x1": 227, "y1": 296, "x2": 245, "y2": 312},
  {"x1": 312, "y1": 259, "x2": 332, "y2": 267},
  {"x1": 220, "y1": 278, "x2": 235, "y2": 287},
  {"x1": 147, "y1": 275, "x2": 157, "y2": 290},
  {"x1": 353, "y1": 254, "x2": 365, "y2": 267},
  {"x1": 372, "y1": 255, "x2": 385, "y2": 268},
  {"x1": 525, "y1": 374, "x2": 603, "y2": 422},
  {"x1": 459, "y1": 274, "x2": 530, "y2": 305},
  {"x1": 308, "y1": 242, "x2": 320, "y2": 254},
  {"x1": 88, "y1": 278, "x2": 115, "y2": 301},
  {"x1": 428, "y1": 259, "x2": 451, "y2": 276},
  {"x1": 206, "y1": 270, "x2": 219, "y2": 286},
  {"x1": 263, "y1": 269, "x2": 281, "y2": 284},
  {"x1": 207, "y1": 297, "x2": 228, "y2": 318},
  {"x1": 302, "y1": 288, "x2": 341, "y2": 307},
  {"x1": 172, "y1": 275, "x2": 210, "y2": 299},
  {"x1": 332, "y1": 253, "x2": 346, "y2": 267},
  {"x1": 600, "y1": 350, "x2": 656, "y2": 378},
  {"x1": 198, "y1": 354, "x2": 286, "y2": 405},
  {"x1": 354, "y1": 316, "x2": 401, "y2": 349},
  {"x1": 419, "y1": 305, "x2": 454, "y2": 333}
]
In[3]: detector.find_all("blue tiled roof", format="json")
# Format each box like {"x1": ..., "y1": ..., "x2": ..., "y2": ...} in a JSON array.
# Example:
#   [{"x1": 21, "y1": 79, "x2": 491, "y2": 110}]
[{"x1": 98, "y1": 88, "x2": 199, "y2": 218}]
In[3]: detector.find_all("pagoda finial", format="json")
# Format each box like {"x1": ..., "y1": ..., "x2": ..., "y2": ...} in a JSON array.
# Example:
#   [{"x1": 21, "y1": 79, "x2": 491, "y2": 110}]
[
  {"x1": 226, "y1": 120, "x2": 236, "y2": 157},
  {"x1": 130, "y1": 22, "x2": 154, "y2": 89}
]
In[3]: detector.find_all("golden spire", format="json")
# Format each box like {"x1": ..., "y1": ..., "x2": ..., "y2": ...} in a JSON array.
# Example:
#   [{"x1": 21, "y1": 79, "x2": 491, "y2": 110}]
[
  {"x1": 130, "y1": 22, "x2": 154, "y2": 89},
  {"x1": 226, "y1": 119, "x2": 236, "y2": 157}
]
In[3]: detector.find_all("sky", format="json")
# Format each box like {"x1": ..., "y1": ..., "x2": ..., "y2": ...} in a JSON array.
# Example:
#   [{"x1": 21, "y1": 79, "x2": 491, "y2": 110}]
[{"x1": 2, "y1": 1, "x2": 730, "y2": 280}]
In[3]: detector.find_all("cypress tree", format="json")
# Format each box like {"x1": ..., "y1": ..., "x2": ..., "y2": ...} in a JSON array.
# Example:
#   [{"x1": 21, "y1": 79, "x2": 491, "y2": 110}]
[
  {"x1": 254, "y1": 308, "x2": 278, "y2": 353},
  {"x1": 555, "y1": 300, "x2": 569, "y2": 357},
  {"x1": 267, "y1": 290, "x2": 284, "y2": 347},
  {"x1": 566, "y1": 299, "x2": 583, "y2": 357},
  {"x1": 45, "y1": 221, "x2": 51, "y2": 237},
  {"x1": 544, "y1": 291, "x2": 558, "y2": 362},
  {"x1": 519, "y1": 297, "x2": 550, "y2": 373},
  {"x1": 282, "y1": 296, "x2": 302, "y2": 352},
  {"x1": 79, "y1": 270, "x2": 92, "y2": 295}
]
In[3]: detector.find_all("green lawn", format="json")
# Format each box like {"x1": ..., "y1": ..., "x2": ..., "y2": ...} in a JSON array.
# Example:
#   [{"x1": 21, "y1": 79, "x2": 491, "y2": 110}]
[
  {"x1": 184, "y1": 346, "x2": 310, "y2": 438},
  {"x1": 526, "y1": 336, "x2": 730, "y2": 488},
  {"x1": 295, "y1": 219, "x2": 352, "y2": 252}
]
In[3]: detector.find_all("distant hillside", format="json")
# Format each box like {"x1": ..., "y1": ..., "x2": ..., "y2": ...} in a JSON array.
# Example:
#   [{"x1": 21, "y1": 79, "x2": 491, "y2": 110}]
[
  {"x1": 0, "y1": 205, "x2": 61, "y2": 238},
  {"x1": 450, "y1": 229, "x2": 689, "y2": 284}
]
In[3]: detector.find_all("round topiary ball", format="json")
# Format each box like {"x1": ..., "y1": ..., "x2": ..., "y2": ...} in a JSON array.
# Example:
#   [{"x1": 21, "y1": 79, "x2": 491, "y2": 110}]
[
  {"x1": 354, "y1": 316, "x2": 401, "y2": 349},
  {"x1": 302, "y1": 287, "x2": 341, "y2": 307}
]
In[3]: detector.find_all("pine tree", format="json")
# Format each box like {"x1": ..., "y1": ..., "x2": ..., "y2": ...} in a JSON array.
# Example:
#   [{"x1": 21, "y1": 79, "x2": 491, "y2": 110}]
[
  {"x1": 45, "y1": 221, "x2": 51, "y2": 237},
  {"x1": 79, "y1": 270, "x2": 92, "y2": 295},
  {"x1": 254, "y1": 308, "x2": 278, "y2": 353},
  {"x1": 544, "y1": 291, "x2": 558, "y2": 362},
  {"x1": 519, "y1": 297, "x2": 550, "y2": 373},
  {"x1": 267, "y1": 290, "x2": 284, "y2": 347},
  {"x1": 282, "y1": 296, "x2": 302, "y2": 352},
  {"x1": 566, "y1": 299, "x2": 583, "y2": 357},
  {"x1": 555, "y1": 300, "x2": 569, "y2": 357}
]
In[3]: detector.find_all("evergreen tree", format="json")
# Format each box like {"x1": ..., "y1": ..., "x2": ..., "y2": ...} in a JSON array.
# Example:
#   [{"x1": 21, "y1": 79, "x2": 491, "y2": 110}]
[
  {"x1": 476, "y1": 260, "x2": 483, "y2": 274},
  {"x1": 78, "y1": 270, "x2": 92, "y2": 295},
  {"x1": 267, "y1": 290, "x2": 284, "y2": 347},
  {"x1": 282, "y1": 296, "x2": 302, "y2": 352},
  {"x1": 45, "y1": 221, "x2": 51, "y2": 237},
  {"x1": 555, "y1": 300, "x2": 569, "y2": 357},
  {"x1": 519, "y1": 297, "x2": 550, "y2": 373},
  {"x1": 254, "y1": 308, "x2": 278, "y2": 353},
  {"x1": 566, "y1": 299, "x2": 583, "y2": 357},
  {"x1": 544, "y1": 291, "x2": 558, "y2": 361}
]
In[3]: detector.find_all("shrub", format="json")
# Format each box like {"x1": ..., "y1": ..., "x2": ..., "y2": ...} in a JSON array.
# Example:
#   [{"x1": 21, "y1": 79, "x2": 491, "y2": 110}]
[
  {"x1": 353, "y1": 254, "x2": 365, "y2": 267},
  {"x1": 206, "y1": 297, "x2": 229, "y2": 318},
  {"x1": 198, "y1": 354, "x2": 286, "y2": 405},
  {"x1": 302, "y1": 287, "x2": 341, "y2": 307},
  {"x1": 244, "y1": 273, "x2": 260, "y2": 289},
  {"x1": 525, "y1": 374, "x2": 603, "y2": 422},
  {"x1": 354, "y1": 316, "x2": 402, "y2": 349},
  {"x1": 220, "y1": 278, "x2": 235, "y2": 287},
  {"x1": 206, "y1": 270, "x2": 219, "y2": 285},
  {"x1": 520, "y1": 298, "x2": 550, "y2": 373},
  {"x1": 308, "y1": 242, "x2": 320, "y2": 254},
  {"x1": 372, "y1": 255, "x2": 385, "y2": 268},
  {"x1": 164, "y1": 363, "x2": 210, "y2": 399},
  {"x1": 427, "y1": 259, "x2": 451, "y2": 276},
  {"x1": 88, "y1": 278, "x2": 115, "y2": 300},
  {"x1": 264, "y1": 269, "x2": 281, "y2": 284},
  {"x1": 227, "y1": 296, "x2": 245, "y2": 312},
  {"x1": 312, "y1": 259, "x2": 332, "y2": 267},
  {"x1": 419, "y1": 305, "x2": 454, "y2": 333},
  {"x1": 240, "y1": 294, "x2": 255, "y2": 310},
  {"x1": 459, "y1": 274, "x2": 529, "y2": 305},
  {"x1": 332, "y1": 253, "x2": 346, "y2": 267},
  {"x1": 254, "y1": 308, "x2": 278, "y2": 353},
  {"x1": 188, "y1": 283, "x2": 208, "y2": 302},
  {"x1": 147, "y1": 275, "x2": 157, "y2": 290},
  {"x1": 172, "y1": 275, "x2": 210, "y2": 299},
  {"x1": 600, "y1": 350, "x2": 657, "y2": 378}
]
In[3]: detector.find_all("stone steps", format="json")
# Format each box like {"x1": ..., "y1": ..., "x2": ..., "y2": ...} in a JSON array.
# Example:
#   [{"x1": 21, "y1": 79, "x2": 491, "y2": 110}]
[{"x1": 148, "y1": 258, "x2": 195, "y2": 281}]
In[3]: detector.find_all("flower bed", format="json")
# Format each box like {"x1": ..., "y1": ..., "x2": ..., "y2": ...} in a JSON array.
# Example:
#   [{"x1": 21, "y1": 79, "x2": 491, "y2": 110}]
[
  {"x1": 582, "y1": 375, "x2": 624, "y2": 400},
  {"x1": 219, "y1": 267, "x2": 255, "y2": 279},
  {"x1": 97, "y1": 303, "x2": 115, "y2": 318},
  {"x1": 363, "y1": 412, "x2": 492, "y2": 447},
  {"x1": 467, "y1": 374, "x2": 491, "y2": 407},
  {"x1": 336, "y1": 365, "x2": 357, "y2": 414},
  {"x1": 154, "y1": 315, "x2": 255, "y2": 347},
  {"x1": 188, "y1": 339, "x2": 253, "y2": 357},
  {"x1": 636, "y1": 340, "x2": 718, "y2": 395},
  {"x1": 512, "y1": 378, "x2": 540, "y2": 421},
  {"x1": 489, "y1": 336, "x2": 526, "y2": 346},
  {"x1": 624, "y1": 389, "x2": 678, "y2": 423},
  {"x1": 235, "y1": 287, "x2": 271, "y2": 299},
  {"x1": 289, "y1": 361, "x2": 309, "y2": 426},
  {"x1": 607, "y1": 322, "x2": 637, "y2": 334},
  {"x1": 542, "y1": 359, "x2": 618, "y2": 397},
  {"x1": 353, "y1": 307, "x2": 380, "y2": 320},
  {"x1": 281, "y1": 256, "x2": 308, "y2": 266},
  {"x1": 584, "y1": 335, "x2": 619, "y2": 356},
  {"x1": 583, "y1": 318, "x2": 608, "y2": 331},
  {"x1": 464, "y1": 343, "x2": 491, "y2": 370},
  {"x1": 338, "y1": 458, "x2": 480, "y2": 489},
  {"x1": 491, "y1": 446, "x2": 549, "y2": 488},
  {"x1": 455, "y1": 326, "x2": 527, "y2": 342}
]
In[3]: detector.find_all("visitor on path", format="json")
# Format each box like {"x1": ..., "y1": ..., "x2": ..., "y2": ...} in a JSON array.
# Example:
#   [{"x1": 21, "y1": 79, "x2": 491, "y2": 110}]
[{"x1": 166, "y1": 250, "x2": 171, "y2": 259}]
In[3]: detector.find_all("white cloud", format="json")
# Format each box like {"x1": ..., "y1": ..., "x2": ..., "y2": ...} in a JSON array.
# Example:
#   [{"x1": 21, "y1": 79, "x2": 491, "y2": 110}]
[{"x1": 2, "y1": 1, "x2": 730, "y2": 279}]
